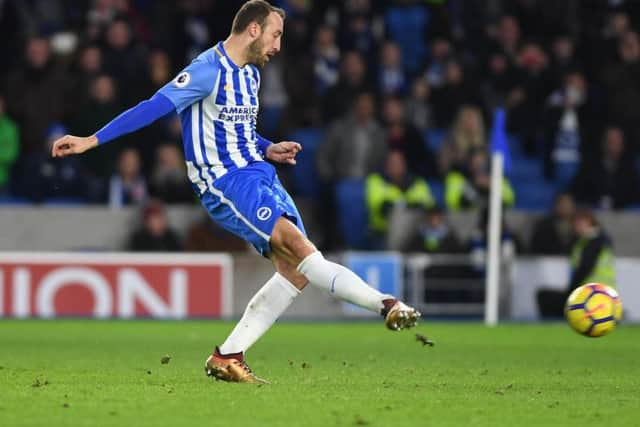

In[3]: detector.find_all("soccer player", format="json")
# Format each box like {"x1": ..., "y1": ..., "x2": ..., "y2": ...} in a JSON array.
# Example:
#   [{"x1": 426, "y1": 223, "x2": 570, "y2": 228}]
[{"x1": 51, "y1": 0, "x2": 420, "y2": 384}]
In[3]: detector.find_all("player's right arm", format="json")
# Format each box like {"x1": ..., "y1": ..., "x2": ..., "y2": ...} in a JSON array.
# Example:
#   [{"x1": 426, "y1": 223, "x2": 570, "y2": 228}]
[{"x1": 52, "y1": 58, "x2": 216, "y2": 158}]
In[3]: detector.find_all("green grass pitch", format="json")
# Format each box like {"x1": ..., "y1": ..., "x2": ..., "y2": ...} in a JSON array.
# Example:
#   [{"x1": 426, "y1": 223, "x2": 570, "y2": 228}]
[{"x1": 1, "y1": 320, "x2": 639, "y2": 427}]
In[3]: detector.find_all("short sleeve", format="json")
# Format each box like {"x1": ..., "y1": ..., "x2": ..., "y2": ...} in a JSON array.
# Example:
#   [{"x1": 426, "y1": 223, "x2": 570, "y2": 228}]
[{"x1": 158, "y1": 59, "x2": 218, "y2": 113}]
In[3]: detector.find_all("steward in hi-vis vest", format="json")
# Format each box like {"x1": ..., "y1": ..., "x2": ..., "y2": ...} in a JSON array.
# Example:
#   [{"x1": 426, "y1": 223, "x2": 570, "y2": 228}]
[
  {"x1": 365, "y1": 150, "x2": 434, "y2": 234},
  {"x1": 444, "y1": 149, "x2": 514, "y2": 212},
  {"x1": 537, "y1": 209, "x2": 616, "y2": 318},
  {"x1": 568, "y1": 213, "x2": 616, "y2": 290}
]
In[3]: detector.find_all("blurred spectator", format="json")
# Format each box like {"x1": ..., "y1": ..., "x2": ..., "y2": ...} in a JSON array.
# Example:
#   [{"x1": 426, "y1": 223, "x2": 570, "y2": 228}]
[
  {"x1": 598, "y1": 11, "x2": 632, "y2": 66},
  {"x1": 468, "y1": 208, "x2": 522, "y2": 272},
  {"x1": 322, "y1": 51, "x2": 370, "y2": 124},
  {"x1": 507, "y1": 42, "x2": 553, "y2": 156},
  {"x1": 72, "y1": 45, "x2": 104, "y2": 107},
  {"x1": 424, "y1": 38, "x2": 454, "y2": 89},
  {"x1": 440, "y1": 105, "x2": 486, "y2": 175},
  {"x1": 403, "y1": 78, "x2": 433, "y2": 132},
  {"x1": 317, "y1": 92, "x2": 386, "y2": 182},
  {"x1": 445, "y1": 149, "x2": 515, "y2": 212},
  {"x1": 259, "y1": 56, "x2": 289, "y2": 137},
  {"x1": 159, "y1": 0, "x2": 215, "y2": 67},
  {"x1": 149, "y1": 143, "x2": 193, "y2": 204},
  {"x1": 338, "y1": 0, "x2": 377, "y2": 60},
  {"x1": 571, "y1": 127, "x2": 639, "y2": 210},
  {"x1": 280, "y1": 0, "x2": 313, "y2": 56},
  {"x1": 377, "y1": 41, "x2": 406, "y2": 95},
  {"x1": 529, "y1": 193, "x2": 576, "y2": 255},
  {"x1": 317, "y1": 91, "x2": 385, "y2": 249},
  {"x1": 0, "y1": 95, "x2": 19, "y2": 195},
  {"x1": 144, "y1": 49, "x2": 172, "y2": 96},
  {"x1": 382, "y1": 96, "x2": 436, "y2": 178},
  {"x1": 128, "y1": 200, "x2": 182, "y2": 251},
  {"x1": 549, "y1": 35, "x2": 580, "y2": 85},
  {"x1": 601, "y1": 31, "x2": 640, "y2": 143},
  {"x1": 503, "y1": 0, "x2": 578, "y2": 42},
  {"x1": 86, "y1": 0, "x2": 120, "y2": 41},
  {"x1": 185, "y1": 214, "x2": 248, "y2": 252},
  {"x1": 407, "y1": 206, "x2": 463, "y2": 254},
  {"x1": 72, "y1": 75, "x2": 122, "y2": 178},
  {"x1": 19, "y1": 124, "x2": 87, "y2": 202},
  {"x1": 365, "y1": 150, "x2": 434, "y2": 243},
  {"x1": 542, "y1": 71, "x2": 598, "y2": 182},
  {"x1": 312, "y1": 26, "x2": 340, "y2": 97},
  {"x1": 109, "y1": 147, "x2": 147, "y2": 208},
  {"x1": 4, "y1": 37, "x2": 72, "y2": 153},
  {"x1": 431, "y1": 60, "x2": 481, "y2": 128},
  {"x1": 0, "y1": 0, "x2": 25, "y2": 79},
  {"x1": 132, "y1": 48, "x2": 179, "y2": 169},
  {"x1": 480, "y1": 52, "x2": 519, "y2": 115},
  {"x1": 384, "y1": 0, "x2": 429, "y2": 76},
  {"x1": 493, "y1": 16, "x2": 521, "y2": 62},
  {"x1": 101, "y1": 18, "x2": 148, "y2": 105},
  {"x1": 537, "y1": 209, "x2": 615, "y2": 318}
]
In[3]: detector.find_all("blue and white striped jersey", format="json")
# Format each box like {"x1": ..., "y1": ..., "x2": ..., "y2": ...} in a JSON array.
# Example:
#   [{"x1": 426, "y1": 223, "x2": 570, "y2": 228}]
[{"x1": 159, "y1": 42, "x2": 267, "y2": 192}]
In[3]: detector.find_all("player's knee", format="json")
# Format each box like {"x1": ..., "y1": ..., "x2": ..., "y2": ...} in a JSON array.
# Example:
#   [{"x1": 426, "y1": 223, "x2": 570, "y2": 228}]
[
  {"x1": 271, "y1": 254, "x2": 308, "y2": 290},
  {"x1": 271, "y1": 217, "x2": 315, "y2": 261},
  {"x1": 287, "y1": 233, "x2": 314, "y2": 259}
]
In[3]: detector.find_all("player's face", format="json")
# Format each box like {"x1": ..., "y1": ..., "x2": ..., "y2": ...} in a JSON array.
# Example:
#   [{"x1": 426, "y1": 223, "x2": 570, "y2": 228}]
[{"x1": 248, "y1": 12, "x2": 283, "y2": 67}]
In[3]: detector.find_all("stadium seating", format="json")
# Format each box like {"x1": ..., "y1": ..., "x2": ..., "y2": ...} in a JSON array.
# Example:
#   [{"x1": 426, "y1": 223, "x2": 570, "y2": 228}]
[
  {"x1": 424, "y1": 128, "x2": 447, "y2": 152},
  {"x1": 287, "y1": 127, "x2": 323, "y2": 198},
  {"x1": 427, "y1": 179, "x2": 445, "y2": 208},
  {"x1": 335, "y1": 178, "x2": 369, "y2": 249}
]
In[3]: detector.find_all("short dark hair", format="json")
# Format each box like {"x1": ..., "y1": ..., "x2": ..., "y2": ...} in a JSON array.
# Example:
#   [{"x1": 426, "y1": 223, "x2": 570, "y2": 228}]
[
  {"x1": 574, "y1": 209, "x2": 598, "y2": 227},
  {"x1": 231, "y1": 0, "x2": 285, "y2": 34}
]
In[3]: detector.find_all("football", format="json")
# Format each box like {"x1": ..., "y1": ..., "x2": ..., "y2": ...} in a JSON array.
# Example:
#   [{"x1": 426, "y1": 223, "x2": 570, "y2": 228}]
[{"x1": 565, "y1": 283, "x2": 623, "y2": 337}]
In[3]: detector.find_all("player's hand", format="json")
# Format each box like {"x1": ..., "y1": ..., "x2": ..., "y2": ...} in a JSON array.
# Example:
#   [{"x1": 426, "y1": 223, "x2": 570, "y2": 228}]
[
  {"x1": 266, "y1": 141, "x2": 302, "y2": 165},
  {"x1": 51, "y1": 135, "x2": 98, "y2": 158}
]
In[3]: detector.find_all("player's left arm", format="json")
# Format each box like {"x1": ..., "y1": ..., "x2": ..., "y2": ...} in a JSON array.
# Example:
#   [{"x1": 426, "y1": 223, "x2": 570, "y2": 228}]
[{"x1": 257, "y1": 134, "x2": 301, "y2": 165}]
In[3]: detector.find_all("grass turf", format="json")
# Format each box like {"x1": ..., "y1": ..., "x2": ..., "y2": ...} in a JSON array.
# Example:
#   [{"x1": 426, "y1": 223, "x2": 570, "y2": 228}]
[{"x1": 0, "y1": 321, "x2": 638, "y2": 427}]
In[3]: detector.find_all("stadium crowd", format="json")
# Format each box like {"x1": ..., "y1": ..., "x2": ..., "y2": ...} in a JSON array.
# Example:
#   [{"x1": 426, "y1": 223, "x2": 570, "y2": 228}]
[{"x1": 1, "y1": 0, "x2": 639, "y2": 252}]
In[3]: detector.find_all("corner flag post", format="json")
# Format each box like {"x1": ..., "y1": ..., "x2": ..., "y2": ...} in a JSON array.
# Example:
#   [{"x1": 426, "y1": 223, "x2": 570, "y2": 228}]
[{"x1": 485, "y1": 108, "x2": 509, "y2": 326}]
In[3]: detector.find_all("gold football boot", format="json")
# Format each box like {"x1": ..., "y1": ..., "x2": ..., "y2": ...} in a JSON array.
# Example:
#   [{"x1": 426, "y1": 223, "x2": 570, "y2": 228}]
[{"x1": 204, "y1": 347, "x2": 268, "y2": 384}]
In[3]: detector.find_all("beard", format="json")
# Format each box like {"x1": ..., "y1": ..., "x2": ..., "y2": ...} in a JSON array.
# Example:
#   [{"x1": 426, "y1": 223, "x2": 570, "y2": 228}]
[{"x1": 246, "y1": 38, "x2": 269, "y2": 68}]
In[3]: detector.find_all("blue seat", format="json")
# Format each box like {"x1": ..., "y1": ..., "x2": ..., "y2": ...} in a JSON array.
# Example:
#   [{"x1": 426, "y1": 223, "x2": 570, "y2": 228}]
[
  {"x1": 424, "y1": 128, "x2": 446, "y2": 152},
  {"x1": 0, "y1": 195, "x2": 30, "y2": 205},
  {"x1": 513, "y1": 179, "x2": 555, "y2": 211},
  {"x1": 510, "y1": 157, "x2": 543, "y2": 181},
  {"x1": 554, "y1": 162, "x2": 579, "y2": 189},
  {"x1": 427, "y1": 179, "x2": 444, "y2": 208},
  {"x1": 259, "y1": 106, "x2": 283, "y2": 136},
  {"x1": 335, "y1": 179, "x2": 369, "y2": 249},
  {"x1": 507, "y1": 135, "x2": 525, "y2": 158},
  {"x1": 287, "y1": 128, "x2": 323, "y2": 198}
]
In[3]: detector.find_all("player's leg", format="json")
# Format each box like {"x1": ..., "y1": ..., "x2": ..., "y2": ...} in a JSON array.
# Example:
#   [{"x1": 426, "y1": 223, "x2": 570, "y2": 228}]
[
  {"x1": 205, "y1": 270, "x2": 300, "y2": 383},
  {"x1": 198, "y1": 179, "x2": 306, "y2": 383},
  {"x1": 270, "y1": 217, "x2": 420, "y2": 330}
]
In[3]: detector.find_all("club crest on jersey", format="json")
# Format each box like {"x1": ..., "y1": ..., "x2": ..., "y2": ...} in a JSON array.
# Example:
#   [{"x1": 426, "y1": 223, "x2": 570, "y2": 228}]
[
  {"x1": 174, "y1": 72, "x2": 191, "y2": 88},
  {"x1": 249, "y1": 79, "x2": 257, "y2": 95},
  {"x1": 257, "y1": 207, "x2": 272, "y2": 221}
]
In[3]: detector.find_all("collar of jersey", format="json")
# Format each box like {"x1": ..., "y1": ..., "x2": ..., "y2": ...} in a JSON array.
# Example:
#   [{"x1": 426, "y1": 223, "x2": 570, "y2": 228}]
[{"x1": 215, "y1": 41, "x2": 240, "y2": 70}]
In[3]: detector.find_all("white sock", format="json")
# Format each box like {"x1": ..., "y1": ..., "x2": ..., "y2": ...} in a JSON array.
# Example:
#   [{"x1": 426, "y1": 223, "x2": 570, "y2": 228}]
[
  {"x1": 297, "y1": 251, "x2": 392, "y2": 313},
  {"x1": 219, "y1": 273, "x2": 299, "y2": 354}
]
